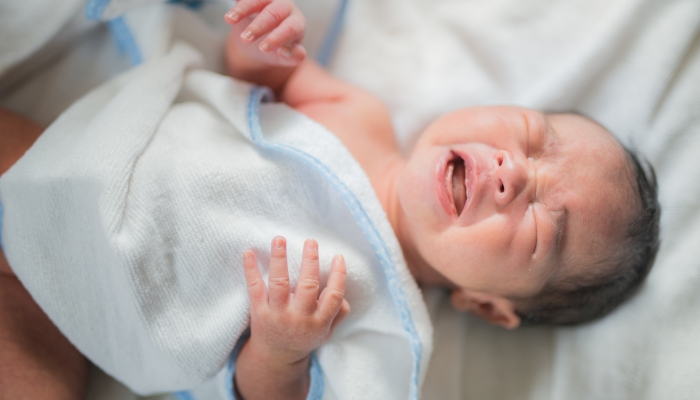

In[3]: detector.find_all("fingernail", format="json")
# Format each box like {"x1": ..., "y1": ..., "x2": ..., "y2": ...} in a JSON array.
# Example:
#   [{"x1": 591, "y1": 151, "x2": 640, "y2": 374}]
[
  {"x1": 244, "y1": 251, "x2": 253, "y2": 259},
  {"x1": 274, "y1": 237, "x2": 285, "y2": 249},
  {"x1": 333, "y1": 255, "x2": 344, "y2": 264},
  {"x1": 241, "y1": 30, "x2": 254, "y2": 41},
  {"x1": 306, "y1": 240, "x2": 317, "y2": 250},
  {"x1": 226, "y1": 10, "x2": 238, "y2": 22},
  {"x1": 260, "y1": 42, "x2": 270, "y2": 52},
  {"x1": 280, "y1": 45, "x2": 293, "y2": 58}
]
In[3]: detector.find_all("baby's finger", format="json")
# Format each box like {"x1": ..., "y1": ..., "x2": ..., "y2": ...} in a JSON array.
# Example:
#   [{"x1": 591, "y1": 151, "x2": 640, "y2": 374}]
[
  {"x1": 330, "y1": 299, "x2": 351, "y2": 331},
  {"x1": 293, "y1": 239, "x2": 321, "y2": 314},
  {"x1": 224, "y1": 0, "x2": 270, "y2": 25},
  {"x1": 273, "y1": 43, "x2": 306, "y2": 66},
  {"x1": 268, "y1": 236, "x2": 290, "y2": 310},
  {"x1": 239, "y1": 0, "x2": 293, "y2": 44},
  {"x1": 318, "y1": 255, "x2": 347, "y2": 322},
  {"x1": 259, "y1": 12, "x2": 305, "y2": 52},
  {"x1": 243, "y1": 251, "x2": 267, "y2": 309}
]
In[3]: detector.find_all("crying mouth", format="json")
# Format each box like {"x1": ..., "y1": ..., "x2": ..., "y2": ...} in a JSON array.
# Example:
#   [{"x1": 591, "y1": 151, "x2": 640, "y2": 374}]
[{"x1": 449, "y1": 156, "x2": 467, "y2": 216}]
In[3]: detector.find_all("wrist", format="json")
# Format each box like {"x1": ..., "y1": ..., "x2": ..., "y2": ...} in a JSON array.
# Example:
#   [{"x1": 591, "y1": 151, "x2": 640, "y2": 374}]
[
  {"x1": 236, "y1": 337, "x2": 311, "y2": 400},
  {"x1": 245, "y1": 335, "x2": 311, "y2": 368},
  {"x1": 224, "y1": 20, "x2": 302, "y2": 95}
]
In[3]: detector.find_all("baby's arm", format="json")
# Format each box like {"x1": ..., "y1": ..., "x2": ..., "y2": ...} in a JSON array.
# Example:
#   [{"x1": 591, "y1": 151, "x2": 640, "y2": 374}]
[
  {"x1": 224, "y1": 0, "x2": 307, "y2": 95},
  {"x1": 237, "y1": 237, "x2": 350, "y2": 400},
  {"x1": 225, "y1": 1, "x2": 398, "y2": 179}
]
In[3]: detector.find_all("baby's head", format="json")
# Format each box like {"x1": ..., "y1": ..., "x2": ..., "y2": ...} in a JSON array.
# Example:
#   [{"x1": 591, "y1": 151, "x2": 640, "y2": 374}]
[{"x1": 395, "y1": 106, "x2": 660, "y2": 328}]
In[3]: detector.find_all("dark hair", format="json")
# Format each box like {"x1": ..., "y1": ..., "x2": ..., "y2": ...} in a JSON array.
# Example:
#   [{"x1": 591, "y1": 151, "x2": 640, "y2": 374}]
[{"x1": 515, "y1": 147, "x2": 661, "y2": 326}]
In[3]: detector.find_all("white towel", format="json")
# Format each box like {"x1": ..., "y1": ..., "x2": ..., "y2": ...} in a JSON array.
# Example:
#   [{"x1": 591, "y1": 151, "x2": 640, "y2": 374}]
[{"x1": 0, "y1": 43, "x2": 431, "y2": 399}]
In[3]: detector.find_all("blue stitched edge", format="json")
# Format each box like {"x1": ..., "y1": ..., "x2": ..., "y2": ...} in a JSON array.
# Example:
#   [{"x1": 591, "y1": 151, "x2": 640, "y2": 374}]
[
  {"x1": 168, "y1": 0, "x2": 204, "y2": 10},
  {"x1": 316, "y1": 0, "x2": 349, "y2": 67},
  {"x1": 307, "y1": 353, "x2": 325, "y2": 400},
  {"x1": 174, "y1": 390, "x2": 196, "y2": 400},
  {"x1": 85, "y1": 0, "x2": 143, "y2": 66},
  {"x1": 106, "y1": 16, "x2": 143, "y2": 66},
  {"x1": 224, "y1": 330, "x2": 249, "y2": 400},
  {"x1": 85, "y1": 0, "x2": 112, "y2": 20},
  {"x1": 246, "y1": 87, "x2": 422, "y2": 399}
]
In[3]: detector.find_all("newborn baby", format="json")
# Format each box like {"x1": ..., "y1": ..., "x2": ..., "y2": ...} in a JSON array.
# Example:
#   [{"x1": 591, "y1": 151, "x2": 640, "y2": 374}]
[
  {"x1": 0, "y1": 0, "x2": 658, "y2": 400},
  {"x1": 224, "y1": 0, "x2": 660, "y2": 399}
]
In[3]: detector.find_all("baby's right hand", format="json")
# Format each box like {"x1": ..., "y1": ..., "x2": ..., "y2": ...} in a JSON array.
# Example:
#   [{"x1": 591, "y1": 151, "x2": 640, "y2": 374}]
[
  {"x1": 225, "y1": 0, "x2": 307, "y2": 65},
  {"x1": 243, "y1": 237, "x2": 350, "y2": 365}
]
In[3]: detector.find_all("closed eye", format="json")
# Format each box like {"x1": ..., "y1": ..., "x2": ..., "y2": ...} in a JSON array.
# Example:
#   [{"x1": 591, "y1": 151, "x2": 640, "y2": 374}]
[{"x1": 530, "y1": 203, "x2": 538, "y2": 258}]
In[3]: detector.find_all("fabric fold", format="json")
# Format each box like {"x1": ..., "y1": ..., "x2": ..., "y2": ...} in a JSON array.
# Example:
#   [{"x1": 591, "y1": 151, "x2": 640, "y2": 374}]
[{"x1": 0, "y1": 43, "x2": 431, "y2": 399}]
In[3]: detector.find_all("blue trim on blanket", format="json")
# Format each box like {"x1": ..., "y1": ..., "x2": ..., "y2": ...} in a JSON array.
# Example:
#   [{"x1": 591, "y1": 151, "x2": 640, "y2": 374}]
[
  {"x1": 246, "y1": 86, "x2": 422, "y2": 400},
  {"x1": 85, "y1": 1, "x2": 143, "y2": 65},
  {"x1": 174, "y1": 390, "x2": 196, "y2": 400},
  {"x1": 106, "y1": 16, "x2": 143, "y2": 65},
  {"x1": 225, "y1": 331, "x2": 249, "y2": 400},
  {"x1": 168, "y1": 0, "x2": 204, "y2": 10},
  {"x1": 85, "y1": 0, "x2": 112, "y2": 19},
  {"x1": 307, "y1": 353, "x2": 325, "y2": 400},
  {"x1": 316, "y1": 0, "x2": 349, "y2": 67}
]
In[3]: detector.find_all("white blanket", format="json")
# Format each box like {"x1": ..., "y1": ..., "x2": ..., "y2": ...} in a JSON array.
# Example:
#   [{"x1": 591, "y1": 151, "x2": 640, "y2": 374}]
[{"x1": 0, "y1": 42, "x2": 431, "y2": 399}]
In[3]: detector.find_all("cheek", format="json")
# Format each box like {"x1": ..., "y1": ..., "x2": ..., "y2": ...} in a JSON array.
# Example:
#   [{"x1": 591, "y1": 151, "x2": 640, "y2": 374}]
[
  {"x1": 426, "y1": 221, "x2": 517, "y2": 285},
  {"x1": 397, "y1": 165, "x2": 428, "y2": 224},
  {"x1": 398, "y1": 149, "x2": 441, "y2": 228},
  {"x1": 421, "y1": 213, "x2": 544, "y2": 295}
]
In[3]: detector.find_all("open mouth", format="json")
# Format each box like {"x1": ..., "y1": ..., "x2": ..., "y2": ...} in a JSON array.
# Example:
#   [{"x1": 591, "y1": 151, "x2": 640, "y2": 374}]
[{"x1": 445, "y1": 153, "x2": 468, "y2": 216}]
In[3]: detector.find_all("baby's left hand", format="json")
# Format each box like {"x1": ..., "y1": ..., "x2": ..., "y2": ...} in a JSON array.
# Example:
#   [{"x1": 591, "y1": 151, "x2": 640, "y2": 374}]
[
  {"x1": 225, "y1": 0, "x2": 307, "y2": 65},
  {"x1": 243, "y1": 237, "x2": 350, "y2": 365}
]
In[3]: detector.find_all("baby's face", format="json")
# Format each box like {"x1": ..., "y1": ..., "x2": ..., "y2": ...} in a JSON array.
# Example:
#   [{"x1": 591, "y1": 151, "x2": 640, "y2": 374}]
[{"x1": 397, "y1": 107, "x2": 634, "y2": 298}]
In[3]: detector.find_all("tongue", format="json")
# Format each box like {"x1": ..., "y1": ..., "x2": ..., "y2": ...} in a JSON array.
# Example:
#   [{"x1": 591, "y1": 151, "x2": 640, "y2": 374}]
[{"x1": 452, "y1": 158, "x2": 467, "y2": 215}]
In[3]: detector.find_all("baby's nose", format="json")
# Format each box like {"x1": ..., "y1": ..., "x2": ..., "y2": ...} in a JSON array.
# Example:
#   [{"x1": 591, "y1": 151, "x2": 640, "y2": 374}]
[{"x1": 493, "y1": 150, "x2": 527, "y2": 206}]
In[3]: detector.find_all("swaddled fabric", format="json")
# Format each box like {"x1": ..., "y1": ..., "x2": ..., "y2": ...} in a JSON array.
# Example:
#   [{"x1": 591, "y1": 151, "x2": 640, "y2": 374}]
[{"x1": 0, "y1": 43, "x2": 432, "y2": 399}]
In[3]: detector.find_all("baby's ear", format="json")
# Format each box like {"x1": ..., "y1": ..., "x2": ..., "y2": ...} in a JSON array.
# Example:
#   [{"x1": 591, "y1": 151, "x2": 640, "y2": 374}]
[{"x1": 450, "y1": 289, "x2": 521, "y2": 330}]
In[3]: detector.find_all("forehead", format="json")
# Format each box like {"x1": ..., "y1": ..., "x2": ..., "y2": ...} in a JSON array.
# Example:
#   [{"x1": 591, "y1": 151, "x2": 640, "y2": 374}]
[
  {"x1": 423, "y1": 106, "x2": 533, "y2": 145},
  {"x1": 545, "y1": 114, "x2": 635, "y2": 271}
]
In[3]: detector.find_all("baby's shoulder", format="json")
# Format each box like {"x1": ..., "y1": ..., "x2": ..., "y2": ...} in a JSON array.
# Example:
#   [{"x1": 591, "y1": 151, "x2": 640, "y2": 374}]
[{"x1": 282, "y1": 61, "x2": 398, "y2": 174}]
